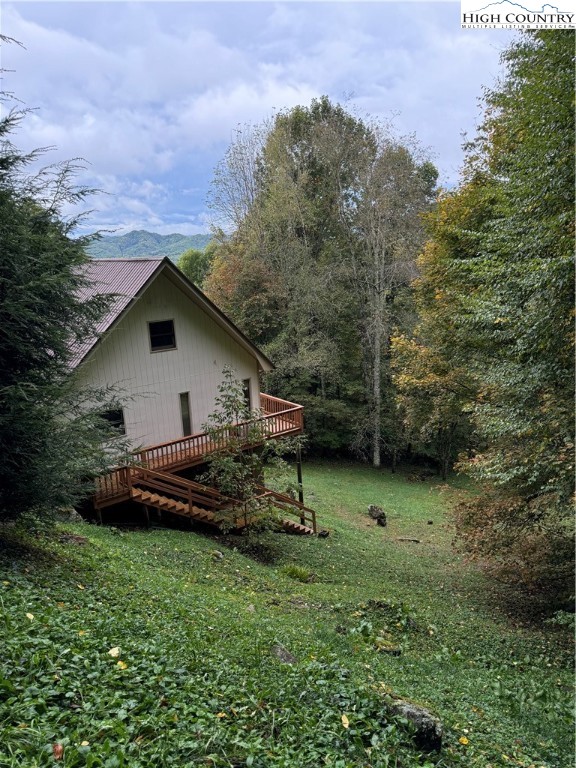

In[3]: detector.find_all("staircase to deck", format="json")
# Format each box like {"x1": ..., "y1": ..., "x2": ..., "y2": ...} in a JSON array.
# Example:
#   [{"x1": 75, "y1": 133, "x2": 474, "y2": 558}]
[
  {"x1": 92, "y1": 394, "x2": 319, "y2": 534},
  {"x1": 94, "y1": 466, "x2": 317, "y2": 535}
]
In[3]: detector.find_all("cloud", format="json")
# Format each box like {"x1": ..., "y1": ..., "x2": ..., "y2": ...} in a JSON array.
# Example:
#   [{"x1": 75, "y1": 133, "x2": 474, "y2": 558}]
[{"x1": 2, "y1": 2, "x2": 512, "y2": 234}]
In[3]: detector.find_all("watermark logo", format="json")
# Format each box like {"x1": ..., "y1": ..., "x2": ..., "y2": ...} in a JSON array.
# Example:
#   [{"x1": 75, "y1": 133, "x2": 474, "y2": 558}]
[{"x1": 461, "y1": 0, "x2": 576, "y2": 28}]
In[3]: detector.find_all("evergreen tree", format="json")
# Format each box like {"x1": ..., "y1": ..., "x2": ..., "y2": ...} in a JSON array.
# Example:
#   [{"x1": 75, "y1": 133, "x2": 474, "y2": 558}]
[{"x1": 0, "y1": 101, "x2": 127, "y2": 523}]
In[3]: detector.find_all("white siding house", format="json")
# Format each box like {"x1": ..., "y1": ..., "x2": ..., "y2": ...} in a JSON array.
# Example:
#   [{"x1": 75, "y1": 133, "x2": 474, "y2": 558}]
[{"x1": 74, "y1": 258, "x2": 273, "y2": 449}]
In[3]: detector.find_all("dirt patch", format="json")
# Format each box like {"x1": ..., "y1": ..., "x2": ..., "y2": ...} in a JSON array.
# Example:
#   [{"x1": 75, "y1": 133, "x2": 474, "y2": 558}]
[{"x1": 58, "y1": 533, "x2": 89, "y2": 546}]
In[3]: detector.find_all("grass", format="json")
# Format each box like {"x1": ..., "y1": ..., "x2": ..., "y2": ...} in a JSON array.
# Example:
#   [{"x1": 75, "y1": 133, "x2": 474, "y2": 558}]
[{"x1": 0, "y1": 460, "x2": 573, "y2": 767}]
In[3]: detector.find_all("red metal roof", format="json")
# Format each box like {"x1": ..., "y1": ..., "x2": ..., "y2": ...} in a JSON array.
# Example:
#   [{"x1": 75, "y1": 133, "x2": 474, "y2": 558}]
[
  {"x1": 70, "y1": 259, "x2": 162, "y2": 367},
  {"x1": 70, "y1": 258, "x2": 274, "y2": 372}
]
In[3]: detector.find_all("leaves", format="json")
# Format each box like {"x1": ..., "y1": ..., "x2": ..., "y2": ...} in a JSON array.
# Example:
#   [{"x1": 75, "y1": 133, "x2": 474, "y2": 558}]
[{"x1": 405, "y1": 31, "x2": 575, "y2": 598}]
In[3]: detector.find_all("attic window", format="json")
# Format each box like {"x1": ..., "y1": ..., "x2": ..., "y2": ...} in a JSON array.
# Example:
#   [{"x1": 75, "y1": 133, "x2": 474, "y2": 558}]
[{"x1": 149, "y1": 320, "x2": 176, "y2": 352}]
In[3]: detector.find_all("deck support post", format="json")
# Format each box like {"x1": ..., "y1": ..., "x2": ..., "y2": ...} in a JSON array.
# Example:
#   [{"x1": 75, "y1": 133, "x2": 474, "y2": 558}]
[
  {"x1": 296, "y1": 445, "x2": 305, "y2": 525},
  {"x1": 142, "y1": 505, "x2": 150, "y2": 528}
]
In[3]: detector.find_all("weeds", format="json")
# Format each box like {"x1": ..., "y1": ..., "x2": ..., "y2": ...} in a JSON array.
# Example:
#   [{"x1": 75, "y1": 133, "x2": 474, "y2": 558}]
[{"x1": 0, "y1": 460, "x2": 573, "y2": 767}]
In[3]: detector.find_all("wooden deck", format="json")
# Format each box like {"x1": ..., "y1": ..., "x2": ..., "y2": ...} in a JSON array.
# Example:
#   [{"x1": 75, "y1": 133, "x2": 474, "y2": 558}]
[
  {"x1": 92, "y1": 394, "x2": 317, "y2": 534},
  {"x1": 138, "y1": 393, "x2": 302, "y2": 473}
]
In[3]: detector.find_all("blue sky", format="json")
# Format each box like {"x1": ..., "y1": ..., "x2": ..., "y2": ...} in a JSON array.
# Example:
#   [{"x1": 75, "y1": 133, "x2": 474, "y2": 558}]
[{"x1": 2, "y1": 2, "x2": 513, "y2": 236}]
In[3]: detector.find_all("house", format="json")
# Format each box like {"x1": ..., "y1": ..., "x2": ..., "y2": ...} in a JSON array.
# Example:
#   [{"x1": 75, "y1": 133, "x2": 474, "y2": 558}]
[{"x1": 74, "y1": 258, "x2": 317, "y2": 534}]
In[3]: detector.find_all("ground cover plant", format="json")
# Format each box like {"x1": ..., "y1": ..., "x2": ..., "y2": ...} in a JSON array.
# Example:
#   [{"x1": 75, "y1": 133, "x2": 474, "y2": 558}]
[{"x1": 0, "y1": 461, "x2": 573, "y2": 767}]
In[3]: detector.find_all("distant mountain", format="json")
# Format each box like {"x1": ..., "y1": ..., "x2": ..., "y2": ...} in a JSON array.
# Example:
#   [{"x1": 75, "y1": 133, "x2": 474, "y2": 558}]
[{"x1": 87, "y1": 230, "x2": 212, "y2": 261}]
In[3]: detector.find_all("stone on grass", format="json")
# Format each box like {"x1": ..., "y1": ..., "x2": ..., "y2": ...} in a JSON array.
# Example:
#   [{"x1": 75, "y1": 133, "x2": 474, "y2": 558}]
[
  {"x1": 385, "y1": 697, "x2": 443, "y2": 752},
  {"x1": 272, "y1": 644, "x2": 297, "y2": 665}
]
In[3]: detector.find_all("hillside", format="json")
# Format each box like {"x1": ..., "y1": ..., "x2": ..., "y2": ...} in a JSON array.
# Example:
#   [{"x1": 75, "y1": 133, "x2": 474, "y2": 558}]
[
  {"x1": 0, "y1": 461, "x2": 573, "y2": 767},
  {"x1": 87, "y1": 230, "x2": 212, "y2": 260}
]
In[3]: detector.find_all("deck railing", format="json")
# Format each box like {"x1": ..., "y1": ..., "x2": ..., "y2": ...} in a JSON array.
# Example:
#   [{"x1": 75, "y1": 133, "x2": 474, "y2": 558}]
[
  {"x1": 94, "y1": 393, "x2": 304, "y2": 504},
  {"x1": 133, "y1": 393, "x2": 303, "y2": 474}
]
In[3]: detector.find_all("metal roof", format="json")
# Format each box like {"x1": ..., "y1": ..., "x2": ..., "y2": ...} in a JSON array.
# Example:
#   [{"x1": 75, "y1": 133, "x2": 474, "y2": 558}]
[
  {"x1": 70, "y1": 258, "x2": 274, "y2": 372},
  {"x1": 70, "y1": 259, "x2": 162, "y2": 368}
]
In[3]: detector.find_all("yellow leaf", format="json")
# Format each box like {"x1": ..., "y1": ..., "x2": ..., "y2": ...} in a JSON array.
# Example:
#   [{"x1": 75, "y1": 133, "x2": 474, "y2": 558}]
[
  {"x1": 108, "y1": 646, "x2": 120, "y2": 657},
  {"x1": 26, "y1": 613, "x2": 34, "y2": 621},
  {"x1": 216, "y1": 712, "x2": 227, "y2": 718},
  {"x1": 2, "y1": 581, "x2": 9, "y2": 586},
  {"x1": 459, "y1": 736, "x2": 469, "y2": 745},
  {"x1": 80, "y1": 741, "x2": 90, "y2": 747},
  {"x1": 116, "y1": 660, "x2": 127, "y2": 670},
  {"x1": 77, "y1": 584, "x2": 85, "y2": 590},
  {"x1": 78, "y1": 630, "x2": 86, "y2": 636},
  {"x1": 341, "y1": 714, "x2": 349, "y2": 729}
]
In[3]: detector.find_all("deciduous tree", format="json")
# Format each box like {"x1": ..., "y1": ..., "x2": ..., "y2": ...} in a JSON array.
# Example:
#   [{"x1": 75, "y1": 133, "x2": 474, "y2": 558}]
[{"x1": 405, "y1": 31, "x2": 574, "y2": 599}]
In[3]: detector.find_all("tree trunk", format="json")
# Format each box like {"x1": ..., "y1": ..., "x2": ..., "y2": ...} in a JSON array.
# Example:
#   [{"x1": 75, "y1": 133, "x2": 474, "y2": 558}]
[{"x1": 372, "y1": 325, "x2": 381, "y2": 468}]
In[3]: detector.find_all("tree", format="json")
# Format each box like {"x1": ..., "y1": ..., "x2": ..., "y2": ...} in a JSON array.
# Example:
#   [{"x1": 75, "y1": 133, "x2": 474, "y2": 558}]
[
  {"x1": 177, "y1": 247, "x2": 210, "y2": 288},
  {"x1": 343, "y1": 140, "x2": 437, "y2": 466},
  {"x1": 207, "y1": 98, "x2": 436, "y2": 462},
  {"x1": 391, "y1": 335, "x2": 473, "y2": 480},
  {"x1": 200, "y1": 367, "x2": 301, "y2": 531},
  {"x1": 408, "y1": 31, "x2": 575, "y2": 599},
  {"x1": 0, "y1": 99, "x2": 127, "y2": 523}
]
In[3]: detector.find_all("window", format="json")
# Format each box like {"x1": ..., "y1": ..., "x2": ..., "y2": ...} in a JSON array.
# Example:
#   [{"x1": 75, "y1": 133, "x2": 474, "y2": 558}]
[
  {"x1": 179, "y1": 392, "x2": 192, "y2": 436},
  {"x1": 242, "y1": 379, "x2": 251, "y2": 412},
  {"x1": 149, "y1": 320, "x2": 176, "y2": 352},
  {"x1": 102, "y1": 409, "x2": 126, "y2": 435}
]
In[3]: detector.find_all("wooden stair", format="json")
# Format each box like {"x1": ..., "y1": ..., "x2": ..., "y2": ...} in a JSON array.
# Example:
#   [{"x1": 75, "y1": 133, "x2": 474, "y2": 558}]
[
  {"x1": 281, "y1": 519, "x2": 315, "y2": 535},
  {"x1": 131, "y1": 487, "x2": 216, "y2": 524},
  {"x1": 94, "y1": 464, "x2": 321, "y2": 535}
]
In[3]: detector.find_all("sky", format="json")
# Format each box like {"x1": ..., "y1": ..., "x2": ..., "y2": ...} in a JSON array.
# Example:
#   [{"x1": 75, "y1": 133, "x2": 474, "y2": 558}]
[{"x1": 1, "y1": 2, "x2": 514, "y2": 236}]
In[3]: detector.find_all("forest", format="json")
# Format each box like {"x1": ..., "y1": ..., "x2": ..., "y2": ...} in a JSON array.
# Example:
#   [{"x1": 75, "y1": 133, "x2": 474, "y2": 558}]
[{"x1": 175, "y1": 31, "x2": 574, "y2": 603}]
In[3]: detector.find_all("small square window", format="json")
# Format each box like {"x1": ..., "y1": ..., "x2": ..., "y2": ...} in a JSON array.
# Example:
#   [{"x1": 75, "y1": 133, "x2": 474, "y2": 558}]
[
  {"x1": 149, "y1": 320, "x2": 176, "y2": 351},
  {"x1": 102, "y1": 409, "x2": 126, "y2": 435}
]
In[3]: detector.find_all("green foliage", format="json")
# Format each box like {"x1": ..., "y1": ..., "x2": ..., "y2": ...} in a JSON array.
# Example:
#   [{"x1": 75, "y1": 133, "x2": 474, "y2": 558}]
[
  {"x1": 398, "y1": 31, "x2": 574, "y2": 598},
  {"x1": 281, "y1": 563, "x2": 314, "y2": 582},
  {"x1": 0, "y1": 97, "x2": 128, "y2": 523},
  {"x1": 207, "y1": 97, "x2": 436, "y2": 462},
  {"x1": 176, "y1": 244, "x2": 213, "y2": 288},
  {"x1": 0, "y1": 461, "x2": 573, "y2": 767},
  {"x1": 200, "y1": 367, "x2": 301, "y2": 530}
]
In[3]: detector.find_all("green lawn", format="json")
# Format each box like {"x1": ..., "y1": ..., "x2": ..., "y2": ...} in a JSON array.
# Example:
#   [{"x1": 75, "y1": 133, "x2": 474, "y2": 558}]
[{"x1": 0, "y1": 461, "x2": 573, "y2": 767}]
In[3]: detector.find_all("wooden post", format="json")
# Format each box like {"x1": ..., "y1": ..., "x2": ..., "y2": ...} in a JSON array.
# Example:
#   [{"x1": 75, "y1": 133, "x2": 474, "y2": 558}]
[
  {"x1": 296, "y1": 445, "x2": 305, "y2": 525},
  {"x1": 143, "y1": 505, "x2": 150, "y2": 528}
]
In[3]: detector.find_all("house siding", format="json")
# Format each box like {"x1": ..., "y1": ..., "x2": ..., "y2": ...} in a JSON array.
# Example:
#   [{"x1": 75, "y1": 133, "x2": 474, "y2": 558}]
[{"x1": 78, "y1": 272, "x2": 260, "y2": 448}]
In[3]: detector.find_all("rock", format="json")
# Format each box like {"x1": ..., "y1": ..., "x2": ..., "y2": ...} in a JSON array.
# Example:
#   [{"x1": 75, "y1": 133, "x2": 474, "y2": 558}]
[
  {"x1": 211, "y1": 550, "x2": 224, "y2": 560},
  {"x1": 58, "y1": 508, "x2": 85, "y2": 523},
  {"x1": 385, "y1": 697, "x2": 443, "y2": 752},
  {"x1": 246, "y1": 604, "x2": 256, "y2": 613},
  {"x1": 427, "y1": 520, "x2": 434, "y2": 525},
  {"x1": 271, "y1": 644, "x2": 297, "y2": 664},
  {"x1": 368, "y1": 505, "x2": 387, "y2": 526}
]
